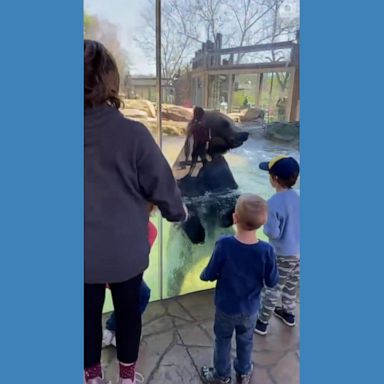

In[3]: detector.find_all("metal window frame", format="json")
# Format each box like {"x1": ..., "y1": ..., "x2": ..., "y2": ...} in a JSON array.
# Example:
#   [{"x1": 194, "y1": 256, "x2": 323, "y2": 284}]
[{"x1": 155, "y1": 0, "x2": 164, "y2": 299}]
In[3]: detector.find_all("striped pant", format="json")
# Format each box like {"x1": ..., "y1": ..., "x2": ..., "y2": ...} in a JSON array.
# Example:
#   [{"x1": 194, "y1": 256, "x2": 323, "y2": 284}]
[{"x1": 258, "y1": 256, "x2": 300, "y2": 323}]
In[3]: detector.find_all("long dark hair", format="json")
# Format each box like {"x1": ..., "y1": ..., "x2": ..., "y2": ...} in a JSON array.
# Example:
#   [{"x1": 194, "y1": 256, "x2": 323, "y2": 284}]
[{"x1": 84, "y1": 39, "x2": 122, "y2": 109}]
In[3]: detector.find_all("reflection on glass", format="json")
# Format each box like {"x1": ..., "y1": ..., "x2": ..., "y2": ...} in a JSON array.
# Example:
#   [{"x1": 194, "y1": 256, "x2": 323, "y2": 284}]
[
  {"x1": 232, "y1": 74, "x2": 260, "y2": 111},
  {"x1": 208, "y1": 75, "x2": 229, "y2": 111},
  {"x1": 259, "y1": 72, "x2": 292, "y2": 122}
]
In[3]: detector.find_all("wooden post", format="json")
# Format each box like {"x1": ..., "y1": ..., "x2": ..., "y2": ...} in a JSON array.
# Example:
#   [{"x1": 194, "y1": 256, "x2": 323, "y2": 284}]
[
  {"x1": 203, "y1": 72, "x2": 209, "y2": 109},
  {"x1": 227, "y1": 73, "x2": 234, "y2": 113},
  {"x1": 289, "y1": 36, "x2": 300, "y2": 122},
  {"x1": 256, "y1": 73, "x2": 263, "y2": 108}
]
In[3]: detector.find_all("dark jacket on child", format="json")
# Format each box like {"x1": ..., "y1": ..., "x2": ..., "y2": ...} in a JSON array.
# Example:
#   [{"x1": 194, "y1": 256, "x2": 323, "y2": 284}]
[{"x1": 85, "y1": 105, "x2": 185, "y2": 284}]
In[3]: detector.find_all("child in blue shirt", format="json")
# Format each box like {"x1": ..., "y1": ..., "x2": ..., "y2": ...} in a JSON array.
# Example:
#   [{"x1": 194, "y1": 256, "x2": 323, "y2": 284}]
[
  {"x1": 254, "y1": 156, "x2": 300, "y2": 336},
  {"x1": 200, "y1": 194, "x2": 279, "y2": 384}
]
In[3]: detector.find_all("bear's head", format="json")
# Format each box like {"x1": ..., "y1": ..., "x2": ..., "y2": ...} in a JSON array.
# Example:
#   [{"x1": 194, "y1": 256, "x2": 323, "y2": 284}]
[{"x1": 190, "y1": 106, "x2": 249, "y2": 157}]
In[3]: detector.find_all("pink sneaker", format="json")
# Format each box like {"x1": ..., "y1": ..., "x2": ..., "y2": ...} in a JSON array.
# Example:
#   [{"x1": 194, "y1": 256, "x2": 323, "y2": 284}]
[
  {"x1": 84, "y1": 369, "x2": 111, "y2": 384},
  {"x1": 117, "y1": 372, "x2": 144, "y2": 384}
]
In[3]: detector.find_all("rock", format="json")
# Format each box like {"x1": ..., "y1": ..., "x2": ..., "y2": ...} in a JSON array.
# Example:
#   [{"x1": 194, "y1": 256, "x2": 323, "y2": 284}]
[
  {"x1": 118, "y1": 102, "x2": 190, "y2": 136},
  {"x1": 137, "y1": 118, "x2": 157, "y2": 134},
  {"x1": 123, "y1": 116, "x2": 157, "y2": 134},
  {"x1": 124, "y1": 116, "x2": 187, "y2": 137},
  {"x1": 162, "y1": 120, "x2": 187, "y2": 136},
  {"x1": 239, "y1": 107, "x2": 265, "y2": 122},
  {"x1": 122, "y1": 99, "x2": 157, "y2": 118},
  {"x1": 121, "y1": 108, "x2": 149, "y2": 119},
  {"x1": 162, "y1": 104, "x2": 193, "y2": 122},
  {"x1": 226, "y1": 113, "x2": 241, "y2": 123},
  {"x1": 264, "y1": 121, "x2": 300, "y2": 142}
]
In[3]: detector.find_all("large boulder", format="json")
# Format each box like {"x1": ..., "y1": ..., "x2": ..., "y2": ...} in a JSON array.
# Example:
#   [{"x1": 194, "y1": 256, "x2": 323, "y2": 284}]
[
  {"x1": 264, "y1": 121, "x2": 300, "y2": 142},
  {"x1": 162, "y1": 120, "x2": 187, "y2": 136},
  {"x1": 122, "y1": 99, "x2": 156, "y2": 118},
  {"x1": 137, "y1": 118, "x2": 157, "y2": 134},
  {"x1": 240, "y1": 107, "x2": 265, "y2": 122},
  {"x1": 123, "y1": 116, "x2": 187, "y2": 137},
  {"x1": 162, "y1": 104, "x2": 193, "y2": 122},
  {"x1": 121, "y1": 108, "x2": 149, "y2": 119},
  {"x1": 226, "y1": 113, "x2": 241, "y2": 123}
]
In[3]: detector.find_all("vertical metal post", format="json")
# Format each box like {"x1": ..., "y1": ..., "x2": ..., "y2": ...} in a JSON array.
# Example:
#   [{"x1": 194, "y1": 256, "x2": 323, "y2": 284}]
[
  {"x1": 156, "y1": 0, "x2": 163, "y2": 150},
  {"x1": 155, "y1": 0, "x2": 164, "y2": 300}
]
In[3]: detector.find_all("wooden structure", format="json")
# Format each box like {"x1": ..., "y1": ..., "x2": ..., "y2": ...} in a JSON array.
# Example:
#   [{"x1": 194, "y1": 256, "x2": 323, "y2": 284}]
[
  {"x1": 126, "y1": 76, "x2": 175, "y2": 104},
  {"x1": 191, "y1": 32, "x2": 300, "y2": 121}
]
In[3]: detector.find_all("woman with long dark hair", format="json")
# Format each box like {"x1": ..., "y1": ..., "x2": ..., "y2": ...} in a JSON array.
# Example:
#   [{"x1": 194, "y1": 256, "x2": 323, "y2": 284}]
[{"x1": 84, "y1": 40, "x2": 186, "y2": 384}]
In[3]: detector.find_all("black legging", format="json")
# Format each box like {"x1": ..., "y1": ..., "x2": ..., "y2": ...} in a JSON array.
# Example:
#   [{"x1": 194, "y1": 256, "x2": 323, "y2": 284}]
[{"x1": 84, "y1": 273, "x2": 143, "y2": 368}]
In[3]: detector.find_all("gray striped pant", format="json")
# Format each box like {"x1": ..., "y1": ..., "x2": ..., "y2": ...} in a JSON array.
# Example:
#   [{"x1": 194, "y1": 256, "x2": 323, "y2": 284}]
[{"x1": 258, "y1": 256, "x2": 300, "y2": 323}]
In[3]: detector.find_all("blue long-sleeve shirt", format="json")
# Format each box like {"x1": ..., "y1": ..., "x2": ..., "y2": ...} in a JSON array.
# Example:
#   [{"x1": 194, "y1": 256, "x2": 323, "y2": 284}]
[
  {"x1": 263, "y1": 189, "x2": 300, "y2": 257},
  {"x1": 200, "y1": 236, "x2": 279, "y2": 316}
]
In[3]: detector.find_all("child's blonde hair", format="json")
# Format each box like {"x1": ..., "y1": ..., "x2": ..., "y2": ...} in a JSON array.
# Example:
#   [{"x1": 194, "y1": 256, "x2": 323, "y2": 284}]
[{"x1": 235, "y1": 194, "x2": 267, "y2": 231}]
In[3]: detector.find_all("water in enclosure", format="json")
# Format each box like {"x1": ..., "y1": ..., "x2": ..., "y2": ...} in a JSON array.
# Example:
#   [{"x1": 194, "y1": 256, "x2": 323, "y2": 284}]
[{"x1": 159, "y1": 127, "x2": 300, "y2": 299}]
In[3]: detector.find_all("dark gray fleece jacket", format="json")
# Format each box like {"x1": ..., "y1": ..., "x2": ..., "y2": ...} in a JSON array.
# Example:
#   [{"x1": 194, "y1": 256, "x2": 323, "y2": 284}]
[{"x1": 85, "y1": 105, "x2": 185, "y2": 284}]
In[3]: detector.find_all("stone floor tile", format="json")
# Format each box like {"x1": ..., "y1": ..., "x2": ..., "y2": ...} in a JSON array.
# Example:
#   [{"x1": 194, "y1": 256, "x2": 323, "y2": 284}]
[
  {"x1": 187, "y1": 347, "x2": 275, "y2": 384},
  {"x1": 137, "y1": 331, "x2": 177, "y2": 379},
  {"x1": 176, "y1": 290, "x2": 215, "y2": 321},
  {"x1": 142, "y1": 315, "x2": 183, "y2": 337},
  {"x1": 178, "y1": 324, "x2": 215, "y2": 347},
  {"x1": 270, "y1": 351, "x2": 300, "y2": 384},
  {"x1": 164, "y1": 298, "x2": 195, "y2": 322},
  {"x1": 100, "y1": 290, "x2": 299, "y2": 383},
  {"x1": 187, "y1": 346, "x2": 214, "y2": 375},
  {"x1": 253, "y1": 315, "x2": 299, "y2": 352},
  {"x1": 252, "y1": 349, "x2": 287, "y2": 368},
  {"x1": 142, "y1": 300, "x2": 166, "y2": 325},
  {"x1": 147, "y1": 345, "x2": 201, "y2": 384},
  {"x1": 249, "y1": 368, "x2": 275, "y2": 384}
]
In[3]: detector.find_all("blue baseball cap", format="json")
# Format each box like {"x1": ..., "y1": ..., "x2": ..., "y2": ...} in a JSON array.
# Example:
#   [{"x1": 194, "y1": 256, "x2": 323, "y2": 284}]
[{"x1": 259, "y1": 156, "x2": 300, "y2": 179}]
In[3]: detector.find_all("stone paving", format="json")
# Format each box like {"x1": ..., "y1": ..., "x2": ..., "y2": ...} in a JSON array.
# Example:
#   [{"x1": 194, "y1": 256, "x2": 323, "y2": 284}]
[{"x1": 102, "y1": 289, "x2": 300, "y2": 384}]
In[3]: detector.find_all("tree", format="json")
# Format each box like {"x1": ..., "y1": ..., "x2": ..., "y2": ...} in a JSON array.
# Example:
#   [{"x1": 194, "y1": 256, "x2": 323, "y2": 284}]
[
  {"x1": 84, "y1": 13, "x2": 131, "y2": 94},
  {"x1": 261, "y1": 0, "x2": 299, "y2": 92},
  {"x1": 134, "y1": 0, "x2": 200, "y2": 79},
  {"x1": 190, "y1": 0, "x2": 229, "y2": 45},
  {"x1": 135, "y1": 0, "x2": 299, "y2": 80},
  {"x1": 84, "y1": 13, "x2": 93, "y2": 34}
]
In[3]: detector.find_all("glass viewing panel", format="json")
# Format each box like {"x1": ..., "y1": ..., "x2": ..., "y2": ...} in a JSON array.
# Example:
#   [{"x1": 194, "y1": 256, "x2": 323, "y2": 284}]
[{"x1": 160, "y1": 0, "x2": 300, "y2": 299}]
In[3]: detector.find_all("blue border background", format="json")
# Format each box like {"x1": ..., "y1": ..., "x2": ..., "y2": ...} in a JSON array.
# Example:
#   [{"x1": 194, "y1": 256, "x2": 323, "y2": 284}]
[
  {"x1": 301, "y1": 0, "x2": 383, "y2": 382},
  {"x1": 0, "y1": 0, "x2": 383, "y2": 383},
  {"x1": 0, "y1": 1, "x2": 83, "y2": 383}
]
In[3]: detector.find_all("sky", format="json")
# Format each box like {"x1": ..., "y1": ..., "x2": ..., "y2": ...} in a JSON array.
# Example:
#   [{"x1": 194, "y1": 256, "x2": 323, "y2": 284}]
[
  {"x1": 84, "y1": 0, "x2": 156, "y2": 75},
  {"x1": 84, "y1": 0, "x2": 300, "y2": 76}
]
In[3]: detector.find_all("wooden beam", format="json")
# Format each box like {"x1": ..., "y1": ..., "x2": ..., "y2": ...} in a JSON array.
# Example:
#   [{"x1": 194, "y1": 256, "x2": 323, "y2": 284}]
[
  {"x1": 209, "y1": 41, "x2": 295, "y2": 56},
  {"x1": 289, "y1": 43, "x2": 300, "y2": 121},
  {"x1": 209, "y1": 61, "x2": 291, "y2": 71},
  {"x1": 205, "y1": 66, "x2": 294, "y2": 76}
]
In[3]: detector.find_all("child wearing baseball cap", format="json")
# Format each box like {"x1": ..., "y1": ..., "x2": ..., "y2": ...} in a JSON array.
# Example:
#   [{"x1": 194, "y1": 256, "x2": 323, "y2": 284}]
[{"x1": 254, "y1": 156, "x2": 300, "y2": 336}]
